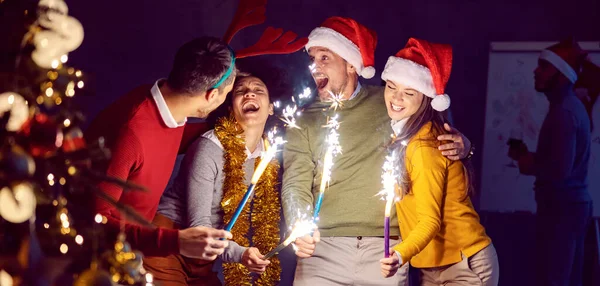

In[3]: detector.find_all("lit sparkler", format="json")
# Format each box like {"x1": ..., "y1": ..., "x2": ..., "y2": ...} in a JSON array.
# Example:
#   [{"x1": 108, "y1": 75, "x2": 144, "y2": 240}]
[
  {"x1": 326, "y1": 90, "x2": 345, "y2": 111},
  {"x1": 276, "y1": 87, "x2": 312, "y2": 129},
  {"x1": 377, "y1": 150, "x2": 399, "y2": 257},
  {"x1": 313, "y1": 114, "x2": 342, "y2": 222},
  {"x1": 264, "y1": 209, "x2": 317, "y2": 259},
  {"x1": 224, "y1": 127, "x2": 286, "y2": 231}
]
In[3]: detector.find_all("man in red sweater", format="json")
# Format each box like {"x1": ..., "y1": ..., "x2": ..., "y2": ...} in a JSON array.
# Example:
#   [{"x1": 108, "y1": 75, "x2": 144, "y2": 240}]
[{"x1": 86, "y1": 37, "x2": 236, "y2": 261}]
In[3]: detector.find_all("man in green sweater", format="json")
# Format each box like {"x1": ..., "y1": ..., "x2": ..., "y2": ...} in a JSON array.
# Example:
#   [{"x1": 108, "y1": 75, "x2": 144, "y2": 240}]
[{"x1": 282, "y1": 17, "x2": 472, "y2": 286}]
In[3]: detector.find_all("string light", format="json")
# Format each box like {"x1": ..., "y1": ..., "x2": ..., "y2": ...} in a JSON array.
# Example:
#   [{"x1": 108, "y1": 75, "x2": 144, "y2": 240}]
[
  {"x1": 63, "y1": 119, "x2": 71, "y2": 127},
  {"x1": 60, "y1": 243, "x2": 68, "y2": 254},
  {"x1": 77, "y1": 81, "x2": 84, "y2": 89},
  {"x1": 47, "y1": 71, "x2": 58, "y2": 80},
  {"x1": 60, "y1": 54, "x2": 68, "y2": 63},
  {"x1": 75, "y1": 235, "x2": 84, "y2": 245},
  {"x1": 45, "y1": 87, "x2": 54, "y2": 97},
  {"x1": 47, "y1": 173, "x2": 55, "y2": 186},
  {"x1": 94, "y1": 214, "x2": 103, "y2": 223},
  {"x1": 51, "y1": 60, "x2": 59, "y2": 69}
]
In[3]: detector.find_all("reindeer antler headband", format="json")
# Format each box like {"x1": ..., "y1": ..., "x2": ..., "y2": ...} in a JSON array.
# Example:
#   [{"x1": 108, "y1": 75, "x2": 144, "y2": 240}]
[{"x1": 212, "y1": 0, "x2": 308, "y2": 89}]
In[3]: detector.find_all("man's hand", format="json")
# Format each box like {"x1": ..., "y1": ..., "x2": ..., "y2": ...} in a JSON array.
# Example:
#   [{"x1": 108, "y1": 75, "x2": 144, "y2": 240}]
[
  {"x1": 241, "y1": 247, "x2": 270, "y2": 274},
  {"x1": 380, "y1": 250, "x2": 401, "y2": 278},
  {"x1": 178, "y1": 226, "x2": 232, "y2": 260},
  {"x1": 293, "y1": 229, "x2": 320, "y2": 258},
  {"x1": 437, "y1": 123, "x2": 471, "y2": 161}
]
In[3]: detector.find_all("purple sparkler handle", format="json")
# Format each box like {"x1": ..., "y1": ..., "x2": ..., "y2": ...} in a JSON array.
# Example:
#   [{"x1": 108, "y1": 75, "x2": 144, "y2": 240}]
[{"x1": 384, "y1": 216, "x2": 390, "y2": 258}]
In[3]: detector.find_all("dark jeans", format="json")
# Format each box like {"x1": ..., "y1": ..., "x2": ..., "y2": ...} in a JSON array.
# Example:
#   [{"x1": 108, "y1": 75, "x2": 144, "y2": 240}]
[{"x1": 535, "y1": 201, "x2": 593, "y2": 286}]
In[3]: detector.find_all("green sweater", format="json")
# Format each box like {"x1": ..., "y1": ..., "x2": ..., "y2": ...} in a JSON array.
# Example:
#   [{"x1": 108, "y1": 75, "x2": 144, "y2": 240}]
[{"x1": 282, "y1": 85, "x2": 400, "y2": 237}]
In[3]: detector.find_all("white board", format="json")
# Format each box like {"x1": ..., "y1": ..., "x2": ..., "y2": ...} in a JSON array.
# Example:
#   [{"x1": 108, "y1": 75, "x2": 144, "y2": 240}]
[{"x1": 480, "y1": 41, "x2": 600, "y2": 215}]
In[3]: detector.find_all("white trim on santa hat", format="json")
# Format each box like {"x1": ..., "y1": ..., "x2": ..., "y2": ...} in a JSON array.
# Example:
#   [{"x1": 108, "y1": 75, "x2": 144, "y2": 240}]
[
  {"x1": 306, "y1": 27, "x2": 366, "y2": 77},
  {"x1": 539, "y1": 49, "x2": 578, "y2": 83},
  {"x1": 381, "y1": 56, "x2": 437, "y2": 97}
]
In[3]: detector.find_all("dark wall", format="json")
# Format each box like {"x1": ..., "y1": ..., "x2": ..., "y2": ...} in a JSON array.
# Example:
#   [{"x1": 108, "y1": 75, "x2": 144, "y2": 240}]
[
  {"x1": 66, "y1": 0, "x2": 599, "y2": 197},
  {"x1": 62, "y1": 1, "x2": 598, "y2": 285}
]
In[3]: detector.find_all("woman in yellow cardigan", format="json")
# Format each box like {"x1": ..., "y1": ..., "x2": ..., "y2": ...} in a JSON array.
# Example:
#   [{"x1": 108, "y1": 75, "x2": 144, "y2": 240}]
[{"x1": 378, "y1": 38, "x2": 499, "y2": 285}]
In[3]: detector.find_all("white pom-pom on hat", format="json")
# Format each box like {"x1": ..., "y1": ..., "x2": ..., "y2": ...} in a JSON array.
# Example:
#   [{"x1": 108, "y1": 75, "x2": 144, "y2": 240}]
[{"x1": 361, "y1": 66, "x2": 375, "y2": 79}]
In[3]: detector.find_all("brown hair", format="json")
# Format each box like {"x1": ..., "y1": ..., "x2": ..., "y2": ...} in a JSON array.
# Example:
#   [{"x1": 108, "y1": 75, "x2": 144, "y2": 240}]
[{"x1": 391, "y1": 96, "x2": 475, "y2": 196}]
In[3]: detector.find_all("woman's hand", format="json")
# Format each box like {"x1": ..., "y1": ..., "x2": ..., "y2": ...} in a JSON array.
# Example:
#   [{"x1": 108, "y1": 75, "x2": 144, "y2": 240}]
[
  {"x1": 241, "y1": 247, "x2": 270, "y2": 274},
  {"x1": 380, "y1": 250, "x2": 402, "y2": 278}
]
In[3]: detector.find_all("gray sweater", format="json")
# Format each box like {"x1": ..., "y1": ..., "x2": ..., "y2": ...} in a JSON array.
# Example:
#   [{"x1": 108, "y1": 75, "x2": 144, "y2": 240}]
[{"x1": 158, "y1": 130, "x2": 259, "y2": 262}]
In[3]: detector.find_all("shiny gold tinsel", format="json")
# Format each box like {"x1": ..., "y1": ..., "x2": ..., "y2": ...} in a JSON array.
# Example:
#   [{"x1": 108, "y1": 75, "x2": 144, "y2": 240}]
[{"x1": 215, "y1": 116, "x2": 281, "y2": 286}]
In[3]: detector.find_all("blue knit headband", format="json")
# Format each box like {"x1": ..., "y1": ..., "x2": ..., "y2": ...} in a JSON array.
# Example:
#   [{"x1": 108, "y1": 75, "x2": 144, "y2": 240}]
[{"x1": 212, "y1": 47, "x2": 236, "y2": 89}]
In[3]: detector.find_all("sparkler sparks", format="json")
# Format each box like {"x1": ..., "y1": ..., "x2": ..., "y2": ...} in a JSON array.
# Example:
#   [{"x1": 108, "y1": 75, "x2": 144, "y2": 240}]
[
  {"x1": 313, "y1": 114, "x2": 342, "y2": 221},
  {"x1": 264, "y1": 208, "x2": 317, "y2": 259},
  {"x1": 285, "y1": 210, "x2": 318, "y2": 245},
  {"x1": 378, "y1": 149, "x2": 399, "y2": 258},
  {"x1": 320, "y1": 115, "x2": 342, "y2": 189},
  {"x1": 377, "y1": 150, "x2": 399, "y2": 216},
  {"x1": 326, "y1": 90, "x2": 345, "y2": 110},
  {"x1": 276, "y1": 87, "x2": 312, "y2": 129},
  {"x1": 252, "y1": 126, "x2": 286, "y2": 184},
  {"x1": 309, "y1": 63, "x2": 317, "y2": 74},
  {"x1": 224, "y1": 126, "x2": 286, "y2": 231}
]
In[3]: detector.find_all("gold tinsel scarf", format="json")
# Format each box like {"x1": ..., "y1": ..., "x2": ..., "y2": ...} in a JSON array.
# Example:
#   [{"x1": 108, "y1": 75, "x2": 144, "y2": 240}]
[{"x1": 215, "y1": 116, "x2": 281, "y2": 286}]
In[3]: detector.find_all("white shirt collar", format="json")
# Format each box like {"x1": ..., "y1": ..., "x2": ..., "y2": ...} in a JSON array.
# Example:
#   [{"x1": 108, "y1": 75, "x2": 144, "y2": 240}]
[
  {"x1": 246, "y1": 139, "x2": 264, "y2": 160},
  {"x1": 348, "y1": 82, "x2": 362, "y2": 100},
  {"x1": 391, "y1": 118, "x2": 409, "y2": 136},
  {"x1": 202, "y1": 129, "x2": 265, "y2": 161},
  {"x1": 151, "y1": 79, "x2": 187, "y2": 128}
]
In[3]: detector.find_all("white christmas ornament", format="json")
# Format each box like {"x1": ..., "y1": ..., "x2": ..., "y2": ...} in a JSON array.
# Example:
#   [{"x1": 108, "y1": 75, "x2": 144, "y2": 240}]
[
  {"x1": 53, "y1": 16, "x2": 84, "y2": 52},
  {"x1": 0, "y1": 270, "x2": 13, "y2": 286},
  {"x1": 0, "y1": 92, "x2": 30, "y2": 132},
  {"x1": 0, "y1": 183, "x2": 37, "y2": 224},
  {"x1": 32, "y1": 0, "x2": 84, "y2": 68},
  {"x1": 37, "y1": 0, "x2": 69, "y2": 29},
  {"x1": 33, "y1": 30, "x2": 64, "y2": 54},
  {"x1": 32, "y1": 30, "x2": 64, "y2": 68},
  {"x1": 31, "y1": 49, "x2": 61, "y2": 69}
]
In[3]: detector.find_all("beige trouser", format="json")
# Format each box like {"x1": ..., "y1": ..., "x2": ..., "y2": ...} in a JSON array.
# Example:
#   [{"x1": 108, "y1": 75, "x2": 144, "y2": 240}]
[
  {"x1": 420, "y1": 244, "x2": 499, "y2": 286},
  {"x1": 294, "y1": 236, "x2": 409, "y2": 286}
]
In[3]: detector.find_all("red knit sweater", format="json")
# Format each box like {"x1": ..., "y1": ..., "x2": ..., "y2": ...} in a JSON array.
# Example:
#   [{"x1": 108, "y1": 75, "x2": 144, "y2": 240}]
[{"x1": 86, "y1": 84, "x2": 183, "y2": 256}]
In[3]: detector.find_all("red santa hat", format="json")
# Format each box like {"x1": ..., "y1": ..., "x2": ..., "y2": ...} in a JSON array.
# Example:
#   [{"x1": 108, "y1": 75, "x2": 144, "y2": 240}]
[
  {"x1": 305, "y1": 16, "x2": 377, "y2": 79},
  {"x1": 381, "y1": 38, "x2": 452, "y2": 112},
  {"x1": 539, "y1": 38, "x2": 588, "y2": 83}
]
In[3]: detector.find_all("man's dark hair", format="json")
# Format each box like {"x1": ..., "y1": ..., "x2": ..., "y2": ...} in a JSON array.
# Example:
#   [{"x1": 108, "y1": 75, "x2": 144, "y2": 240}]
[{"x1": 167, "y1": 36, "x2": 236, "y2": 95}]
